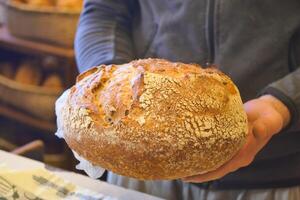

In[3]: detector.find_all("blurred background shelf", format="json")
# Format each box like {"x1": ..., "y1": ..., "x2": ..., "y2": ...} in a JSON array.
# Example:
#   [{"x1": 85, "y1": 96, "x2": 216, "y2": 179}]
[
  {"x1": 0, "y1": 25, "x2": 78, "y2": 170},
  {"x1": 0, "y1": 103, "x2": 56, "y2": 132},
  {"x1": 0, "y1": 26, "x2": 77, "y2": 86},
  {"x1": 0, "y1": 26, "x2": 74, "y2": 58}
]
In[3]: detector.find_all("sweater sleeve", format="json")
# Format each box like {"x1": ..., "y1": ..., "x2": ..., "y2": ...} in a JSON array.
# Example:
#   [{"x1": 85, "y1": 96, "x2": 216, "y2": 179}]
[
  {"x1": 261, "y1": 67, "x2": 300, "y2": 128},
  {"x1": 75, "y1": 0, "x2": 136, "y2": 73}
]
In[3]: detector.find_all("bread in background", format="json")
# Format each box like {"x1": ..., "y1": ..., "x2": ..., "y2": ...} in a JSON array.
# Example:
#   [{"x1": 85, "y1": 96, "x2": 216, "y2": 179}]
[
  {"x1": 56, "y1": 0, "x2": 83, "y2": 10},
  {"x1": 0, "y1": 63, "x2": 15, "y2": 79},
  {"x1": 14, "y1": 0, "x2": 83, "y2": 10},
  {"x1": 15, "y1": 61, "x2": 42, "y2": 85},
  {"x1": 26, "y1": 0, "x2": 55, "y2": 7},
  {"x1": 42, "y1": 73, "x2": 63, "y2": 90}
]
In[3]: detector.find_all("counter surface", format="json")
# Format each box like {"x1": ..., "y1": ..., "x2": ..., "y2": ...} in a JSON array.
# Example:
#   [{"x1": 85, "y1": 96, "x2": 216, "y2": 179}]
[{"x1": 0, "y1": 150, "x2": 164, "y2": 200}]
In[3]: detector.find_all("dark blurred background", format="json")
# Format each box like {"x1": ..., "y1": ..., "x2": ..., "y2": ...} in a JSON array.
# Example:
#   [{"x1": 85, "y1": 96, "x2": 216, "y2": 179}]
[{"x1": 0, "y1": 0, "x2": 82, "y2": 172}]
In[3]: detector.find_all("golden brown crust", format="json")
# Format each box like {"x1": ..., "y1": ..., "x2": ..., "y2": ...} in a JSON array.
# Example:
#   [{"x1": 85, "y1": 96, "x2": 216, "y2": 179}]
[{"x1": 61, "y1": 58, "x2": 248, "y2": 180}]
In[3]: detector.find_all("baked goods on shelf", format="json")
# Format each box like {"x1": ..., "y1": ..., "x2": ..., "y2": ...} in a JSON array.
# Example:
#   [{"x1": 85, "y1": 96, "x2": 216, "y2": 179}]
[
  {"x1": 26, "y1": 0, "x2": 55, "y2": 7},
  {"x1": 14, "y1": 61, "x2": 42, "y2": 86},
  {"x1": 57, "y1": 58, "x2": 248, "y2": 180},
  {"x1": 42, "y1": 73, "x2": 63, "y2": 90},
  {"x1": 11, "y1": 0, "x2": 83, "y2": 10},
  {"x1": 0, "y1": 58, "x2": 65, "y2": 91},
  {"x1": 7, "y1": 0, "x2": 82, "y2": 47},
  {"x1": 0, "y1": 58, "x2": 65, "y2": 122},
  {"x1": 56, "y1": 0, "x2": 83, "y2": 10}
]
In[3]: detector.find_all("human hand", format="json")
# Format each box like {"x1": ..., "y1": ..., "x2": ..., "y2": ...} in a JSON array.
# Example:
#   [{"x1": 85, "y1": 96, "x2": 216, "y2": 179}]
[{"x1": 182, "y1": 95, "x2": 291, "y2": 183}]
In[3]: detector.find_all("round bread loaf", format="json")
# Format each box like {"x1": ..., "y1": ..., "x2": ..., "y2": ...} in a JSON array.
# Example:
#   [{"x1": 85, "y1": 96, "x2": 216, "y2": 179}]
[{"x1": 61, "y1": 58, "x2": 248, "y2": 180}]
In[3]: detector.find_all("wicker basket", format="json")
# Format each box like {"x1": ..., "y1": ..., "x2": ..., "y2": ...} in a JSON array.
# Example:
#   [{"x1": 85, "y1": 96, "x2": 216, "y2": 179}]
[
  {"x1": 0, "y1": 74, "x2": 63, "y2": 121},
  {"x1": 6, "y1": 1, "x2": 80, "y2": 47},
  {"x1": 0, "y1": 0, "x2": 6, "y2": 25}
]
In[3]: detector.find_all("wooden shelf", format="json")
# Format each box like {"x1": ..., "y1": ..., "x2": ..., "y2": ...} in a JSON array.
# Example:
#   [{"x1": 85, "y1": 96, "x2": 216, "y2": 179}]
[
  {"x1": 0, "y1": 26, "x2": 75, "y2": 59},
  {"x1": 0, "y1": 104, "x2": 56, "y2": 132},
  {"x1": 0, "y1": 26, "x2": 78, "y2": 133},
  {"x1": 0, "y1": 26, "x2": 78, "y2": 86}
]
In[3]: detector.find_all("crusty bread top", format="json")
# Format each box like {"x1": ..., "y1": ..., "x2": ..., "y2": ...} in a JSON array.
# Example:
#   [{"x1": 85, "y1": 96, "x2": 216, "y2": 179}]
[{"x1": 62, "y1": 58, "x2": 248, "y2": 180}]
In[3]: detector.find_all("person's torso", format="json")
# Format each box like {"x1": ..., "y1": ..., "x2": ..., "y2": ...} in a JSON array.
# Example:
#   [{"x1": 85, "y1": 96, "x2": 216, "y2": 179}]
[
  {"x1": 131, "y1": 0, "x2": 300, "y2": 188},
  {"x1": 132, "y1": 0, "x2": 300, "y2": 99}
]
